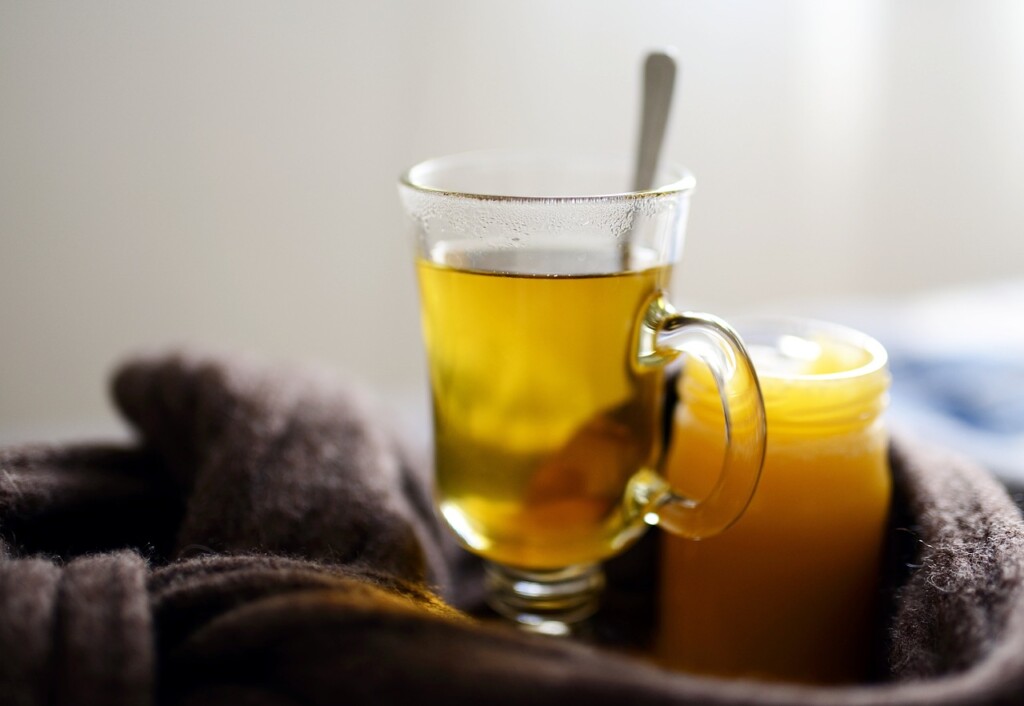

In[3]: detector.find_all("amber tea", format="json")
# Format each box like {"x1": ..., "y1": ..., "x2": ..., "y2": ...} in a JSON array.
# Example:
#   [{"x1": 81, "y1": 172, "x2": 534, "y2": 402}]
[{"x1": 418, "y1": 244, "x2": 670, "y2": 569}]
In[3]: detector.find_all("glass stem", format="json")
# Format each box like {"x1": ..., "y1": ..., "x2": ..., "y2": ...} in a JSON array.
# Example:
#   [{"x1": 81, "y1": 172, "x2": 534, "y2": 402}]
[{"x1": 484, "y1": 562, "x2": 605, "y2": 636}]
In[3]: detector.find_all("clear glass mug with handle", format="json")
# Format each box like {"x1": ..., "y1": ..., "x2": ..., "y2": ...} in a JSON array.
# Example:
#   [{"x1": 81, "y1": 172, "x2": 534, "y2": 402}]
[{"x1": 399, "y1": 151, "x2": 767, "y2": 635}]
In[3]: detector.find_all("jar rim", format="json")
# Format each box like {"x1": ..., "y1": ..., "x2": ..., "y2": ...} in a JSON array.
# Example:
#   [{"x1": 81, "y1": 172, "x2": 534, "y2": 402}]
[
  {"x1": 679, "y1": 316, "x2": 890, "y2": 430},
  {"x1": 732, "y1": 316, "x2": 889, "y2": 384}
]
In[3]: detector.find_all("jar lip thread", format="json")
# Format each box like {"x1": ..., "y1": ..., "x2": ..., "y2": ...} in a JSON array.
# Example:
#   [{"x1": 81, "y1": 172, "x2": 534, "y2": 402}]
[{"x1": 679, "y1": 385, "x2": 890, "y2": 431}]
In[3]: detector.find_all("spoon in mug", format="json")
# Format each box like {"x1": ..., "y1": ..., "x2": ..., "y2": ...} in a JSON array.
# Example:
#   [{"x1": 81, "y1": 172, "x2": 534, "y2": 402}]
[
  {"x1": 527, "y1": 51, "x2": 684, "y2": 549},
  {"x1": 633, "y1": 49, "x2": 678, "y2": 192}
]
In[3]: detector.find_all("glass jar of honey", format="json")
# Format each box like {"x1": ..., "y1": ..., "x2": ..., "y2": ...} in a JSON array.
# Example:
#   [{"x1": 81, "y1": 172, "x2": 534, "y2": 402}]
[{"x1": 655, "y1": 317, "x2": 891, "y2": 684}]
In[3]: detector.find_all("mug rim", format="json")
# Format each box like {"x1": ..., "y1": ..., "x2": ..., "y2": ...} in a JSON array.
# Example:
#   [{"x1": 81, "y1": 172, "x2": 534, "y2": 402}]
[{"x1": 399, "y1": 149, "x2": 696, "y2": 203}]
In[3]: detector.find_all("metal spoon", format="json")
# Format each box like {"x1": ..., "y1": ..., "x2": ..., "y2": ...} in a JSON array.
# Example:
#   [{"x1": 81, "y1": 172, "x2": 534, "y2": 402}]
[{"x1": 633, "y1": 50, "x2": 678, "y2": 192}]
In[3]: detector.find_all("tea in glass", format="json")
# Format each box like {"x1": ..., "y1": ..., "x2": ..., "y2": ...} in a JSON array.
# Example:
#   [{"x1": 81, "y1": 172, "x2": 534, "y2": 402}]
[{"x1": 400, "y1": 151, "x2": 766, "y2": 633}]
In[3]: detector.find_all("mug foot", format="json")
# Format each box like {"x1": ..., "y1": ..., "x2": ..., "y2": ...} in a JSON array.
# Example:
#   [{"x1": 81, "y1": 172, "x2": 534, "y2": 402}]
[{"x1": 484, "y1": 561, "x2": 605, "y2": 636}]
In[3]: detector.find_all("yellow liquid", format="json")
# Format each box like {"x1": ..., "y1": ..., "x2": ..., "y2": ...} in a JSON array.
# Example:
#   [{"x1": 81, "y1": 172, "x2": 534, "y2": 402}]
[
  {"x1": 656, "y1": 337, "x2": 891, "y2": 684},
  {"x1": 417, "y1": 246, "x2": 669, "y2": 569}
]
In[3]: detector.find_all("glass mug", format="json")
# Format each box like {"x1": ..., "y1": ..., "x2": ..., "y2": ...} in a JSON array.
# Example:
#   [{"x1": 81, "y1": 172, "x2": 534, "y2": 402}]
[{"x1": 398, "y1": 151, "x2": 767, "y2": 634}]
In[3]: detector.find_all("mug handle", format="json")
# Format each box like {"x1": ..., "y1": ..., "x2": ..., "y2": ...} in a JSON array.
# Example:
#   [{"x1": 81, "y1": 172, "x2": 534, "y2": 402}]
[{"x1": 635, "y1": 293, "x2": 767, "y2": 539}]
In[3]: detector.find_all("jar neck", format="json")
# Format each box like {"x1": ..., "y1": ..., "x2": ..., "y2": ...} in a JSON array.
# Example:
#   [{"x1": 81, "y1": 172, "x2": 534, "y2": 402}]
[{"x1": 680, "y1": 360, "x2": 891, "y2": 434}]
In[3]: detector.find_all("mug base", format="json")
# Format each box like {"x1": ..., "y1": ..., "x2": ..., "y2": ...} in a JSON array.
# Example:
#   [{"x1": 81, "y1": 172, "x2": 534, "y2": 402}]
[{"x1": 484, "y1": 561, "x2": 605, "y2": 636}]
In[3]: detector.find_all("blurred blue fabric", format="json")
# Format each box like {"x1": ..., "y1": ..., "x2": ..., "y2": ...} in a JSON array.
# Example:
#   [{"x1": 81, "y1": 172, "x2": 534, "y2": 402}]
[
  {"x1": 887, "y1": 354, "x2": 1024, "y2": 485},
  {"x1": 890, "y1": 357, "x2": 1024, "y2": 436}
]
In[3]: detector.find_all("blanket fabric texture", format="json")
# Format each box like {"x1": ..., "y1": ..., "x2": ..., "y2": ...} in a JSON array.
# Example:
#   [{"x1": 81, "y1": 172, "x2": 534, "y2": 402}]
[{"x1": 0, "y1": 350, "x2": 1022, "y2": 706}]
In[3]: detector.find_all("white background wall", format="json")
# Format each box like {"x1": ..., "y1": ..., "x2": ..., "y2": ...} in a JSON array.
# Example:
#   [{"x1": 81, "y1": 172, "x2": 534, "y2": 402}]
[{"x1": 1, "y1": 1, "x2": 1023, "y2": 440}]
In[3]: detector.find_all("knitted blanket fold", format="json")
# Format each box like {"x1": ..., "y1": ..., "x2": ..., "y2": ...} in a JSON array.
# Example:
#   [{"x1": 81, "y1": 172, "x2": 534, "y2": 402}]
[{"x1": 0, "y1": 349, "x2": 1022, "y2": 706}]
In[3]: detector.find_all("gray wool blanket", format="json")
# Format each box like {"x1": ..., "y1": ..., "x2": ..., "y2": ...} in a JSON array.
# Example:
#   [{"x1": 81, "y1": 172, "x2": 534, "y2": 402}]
[{"x1": 0, "y1": 350, "x2": 1022, "y2": 706}]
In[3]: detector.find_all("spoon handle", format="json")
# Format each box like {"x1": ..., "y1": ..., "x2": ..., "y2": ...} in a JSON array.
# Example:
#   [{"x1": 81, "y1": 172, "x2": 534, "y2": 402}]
[{"x1": 633, "y1": 50, "x2": 678, "y2": 192}]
